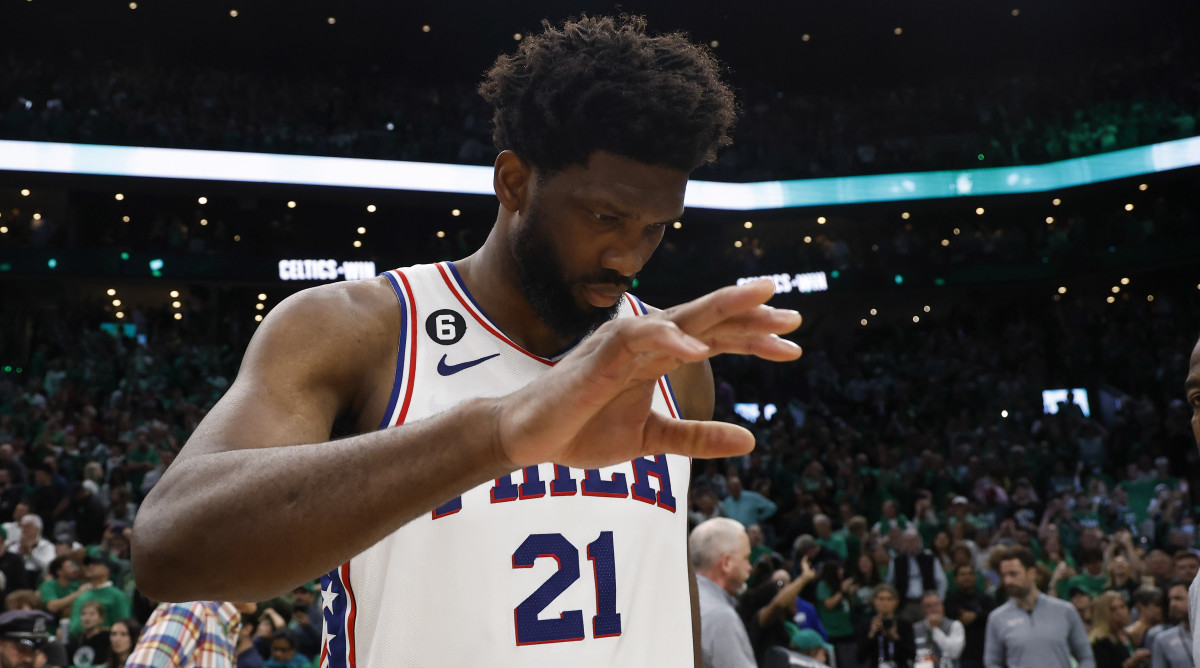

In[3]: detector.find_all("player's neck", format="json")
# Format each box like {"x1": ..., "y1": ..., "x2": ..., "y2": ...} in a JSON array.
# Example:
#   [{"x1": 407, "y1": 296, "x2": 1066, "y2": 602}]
[{"x1": 454, "y1": 233, "x2": 578, "y2": 358}]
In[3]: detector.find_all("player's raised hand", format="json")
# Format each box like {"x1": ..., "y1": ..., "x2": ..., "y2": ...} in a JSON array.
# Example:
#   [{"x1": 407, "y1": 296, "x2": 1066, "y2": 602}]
[{"x1": 496, "y1": 279, "x2": 801, "y2": 469}]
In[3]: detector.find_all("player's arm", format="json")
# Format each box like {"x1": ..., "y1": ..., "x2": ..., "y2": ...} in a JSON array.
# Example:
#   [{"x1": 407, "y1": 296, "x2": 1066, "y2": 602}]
[
  {"x1": 134, "y1": 278, "x2": 799, "y2": 602},
  {"x1": 133, "y1": 279, "x2": 517, "y2": 601}
]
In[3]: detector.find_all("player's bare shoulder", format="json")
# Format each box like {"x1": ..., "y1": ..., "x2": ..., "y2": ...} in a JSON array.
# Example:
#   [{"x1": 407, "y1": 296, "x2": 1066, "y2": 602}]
[
  {"x1": 636, "y1": 301, "x2": 716, "y2": 421},
  {"x1": 180, "y1": 276, "x2": 403, "y2": 459},
  {"x1": 255, "y1": 276, "x2": 400, "y2": 410}
]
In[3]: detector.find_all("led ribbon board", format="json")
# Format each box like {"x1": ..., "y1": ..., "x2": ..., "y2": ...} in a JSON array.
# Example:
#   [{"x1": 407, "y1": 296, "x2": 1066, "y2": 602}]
[
  {"x1": 278, "y1": 259, "x2": 377, "y2": 281},
  {"x1": 1, "y1": 137, "x2": 1197, "y2": 210},
  {"x1": 737, "y1": 271, "x2": 828, "y2": 295}
]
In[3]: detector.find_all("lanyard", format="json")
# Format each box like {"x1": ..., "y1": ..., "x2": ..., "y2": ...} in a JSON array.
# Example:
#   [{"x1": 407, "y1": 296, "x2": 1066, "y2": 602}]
[{"x1": 879, "y1": 633, "x2": 895, "y2": 661}]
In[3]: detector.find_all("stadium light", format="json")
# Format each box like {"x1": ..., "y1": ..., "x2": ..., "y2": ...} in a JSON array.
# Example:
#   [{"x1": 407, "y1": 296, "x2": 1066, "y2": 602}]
[{"x1": 1, "y1": 136, "x2": 1197, "y2": 211}]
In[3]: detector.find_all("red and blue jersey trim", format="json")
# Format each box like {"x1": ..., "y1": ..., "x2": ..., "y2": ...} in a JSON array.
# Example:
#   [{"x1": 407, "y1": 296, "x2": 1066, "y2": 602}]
[
  {"x1": 624, "y1": 293, "x2": 682, "y2": 420},
  {"x1": 380, "y1": 270, "x2": 418, "y2": 429},
  {"x1": 320, "y1": 561, "x2": 359, "y2": 668},
  {"x1": 437, "y1": 262, "x2": 569, "y2": 366}
]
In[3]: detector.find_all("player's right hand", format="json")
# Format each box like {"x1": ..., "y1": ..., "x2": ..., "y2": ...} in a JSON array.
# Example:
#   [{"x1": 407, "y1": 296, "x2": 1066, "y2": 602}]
[{"x1": 493, "y1": 279, "x2": 800, "y2": 469}]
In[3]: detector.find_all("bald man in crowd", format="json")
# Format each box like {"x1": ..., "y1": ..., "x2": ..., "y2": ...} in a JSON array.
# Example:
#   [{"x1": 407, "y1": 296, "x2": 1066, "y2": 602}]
[
  {"x1": 1185, "y1": 334, "x2": 1200, "y2": 666},
  {"x1": 691, "y1": 518, "x2": 755, "y2": 668}
]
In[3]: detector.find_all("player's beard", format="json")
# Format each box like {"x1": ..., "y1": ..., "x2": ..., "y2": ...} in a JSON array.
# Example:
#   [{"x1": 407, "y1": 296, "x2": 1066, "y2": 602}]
[{"x1": 510, "y1": 203, "x2": 629, "y2": 341}]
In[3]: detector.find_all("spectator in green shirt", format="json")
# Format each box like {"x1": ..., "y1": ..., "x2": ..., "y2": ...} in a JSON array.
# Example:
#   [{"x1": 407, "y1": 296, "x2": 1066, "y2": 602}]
[
  {"x1": 814, "y1": 514, "x2": 848, "y2": 561},
  {"x1": 1056, "y1": 547, "x2": 1108, "y2": 600},
  {"x1": 814, "y1": 561, "x2": 857, "y2": 666},
  {"x1": 39, "y1": 556, "x2": 90, "y2": 618},
  {"x1": 1037, "y1": 527, "x2": 1077, "y2": 575},
  {"x1": 124, "y1": 436, "x2": 159, "y2": 502},
  {"x1": 747, "y1": 525, "x2": 774, "y2": 569},
  {"x1": 69, "y1": 556, "x2": 131, "y2": 636},
  {"x1": 871, "y1": 500, "x2": 912, "y2": 538}
]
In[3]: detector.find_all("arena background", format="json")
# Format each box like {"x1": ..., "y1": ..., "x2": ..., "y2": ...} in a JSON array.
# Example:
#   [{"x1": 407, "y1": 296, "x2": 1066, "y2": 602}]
[{"x1": 1, "y1": 0, "x2": 1199, "y2": 665}]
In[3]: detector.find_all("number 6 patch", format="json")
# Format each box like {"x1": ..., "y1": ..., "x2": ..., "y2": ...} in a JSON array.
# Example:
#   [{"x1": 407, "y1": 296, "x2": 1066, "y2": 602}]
[{"x1": 425, "y1": 309, "x2": 466, "y2": 345}]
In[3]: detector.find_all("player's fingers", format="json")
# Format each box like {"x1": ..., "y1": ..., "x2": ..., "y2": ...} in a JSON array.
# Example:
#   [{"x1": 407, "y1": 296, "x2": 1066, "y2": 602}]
[
  {"x1": 642, "y1": 412, "x2": 756, "y2": 459},
  {"x1": 562, "y1": 318, "x2": 709, "y2": 392},
  {"x1": 587, "y1": 317, "x2": 710, "y2": 373},
  {"x1": 690, "y1": 304, "x2": 802, "y2": 342},
  {"x1": 699, "y1": 332, "x2": 803, "y2": 362},
  {"x1": 664, "y1": 279, "x2": 784, "y2": 334}
]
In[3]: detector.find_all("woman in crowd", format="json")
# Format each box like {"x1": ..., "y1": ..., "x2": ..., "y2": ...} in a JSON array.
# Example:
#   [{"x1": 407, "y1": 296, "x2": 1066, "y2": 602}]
[
  {"x1": 856, "y1": 584, "x2": 914, "y2": 668},
  {"x1": 103, "y1": 618, "x2": 141, "y2": 668},
  {"x1": 1089, "y1": 591, "x2": 1151, "y2": 668},
  {"x1": 816, "y1": 561, "x2": 858, "y2": 668},
  {"x1": 848, "y1": 551, "x2": 883, "y2": 632},
  {"x1": 1036, "y1": 526, "x2": 1077, "y2": 574},
  {"x1": 931, "y1": 529, "x2": 955, "y2": 571},
  {"x1": 1104, "y1": 554, "x2": 1140, "y2": 603},
  {"x1": 948, "y1": 543, "x2": 990, "y2": 595}
]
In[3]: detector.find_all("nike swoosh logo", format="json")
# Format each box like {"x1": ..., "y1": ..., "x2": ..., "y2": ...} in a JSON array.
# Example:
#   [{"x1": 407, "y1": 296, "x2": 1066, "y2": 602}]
[{"x1": 437, "y1": 353, "x2": 500, "y2": 376}]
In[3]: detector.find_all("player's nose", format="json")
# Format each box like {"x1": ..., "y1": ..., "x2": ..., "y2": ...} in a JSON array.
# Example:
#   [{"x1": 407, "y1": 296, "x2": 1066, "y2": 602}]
[{"x1": 600, "y1": 233, "x2": 652, "y2": 278}]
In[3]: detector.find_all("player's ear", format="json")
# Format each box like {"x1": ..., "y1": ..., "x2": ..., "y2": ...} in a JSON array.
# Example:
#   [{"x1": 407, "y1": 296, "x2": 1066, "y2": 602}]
[{"x1": 494, "y1": 150, "x2": 532, "y2": 214}]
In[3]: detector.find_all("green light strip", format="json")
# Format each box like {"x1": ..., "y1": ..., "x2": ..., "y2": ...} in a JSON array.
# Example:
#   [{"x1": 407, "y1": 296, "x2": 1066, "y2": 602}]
[{"x1": 0, "y1": 136, "x2": 1196, "y2": 210}]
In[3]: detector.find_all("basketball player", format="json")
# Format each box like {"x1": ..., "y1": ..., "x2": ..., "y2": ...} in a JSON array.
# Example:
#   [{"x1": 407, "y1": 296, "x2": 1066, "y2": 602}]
[{"x1": 132, "y1": 15, "x2": 802, "y2": 666}]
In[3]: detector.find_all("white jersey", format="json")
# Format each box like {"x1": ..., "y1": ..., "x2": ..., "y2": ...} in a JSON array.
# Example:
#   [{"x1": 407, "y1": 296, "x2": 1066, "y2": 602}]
[{"x1": 320, "y1": 261, "x2": 694, "y2": 667}]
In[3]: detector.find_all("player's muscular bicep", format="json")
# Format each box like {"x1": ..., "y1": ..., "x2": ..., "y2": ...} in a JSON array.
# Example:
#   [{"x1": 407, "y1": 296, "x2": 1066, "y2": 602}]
[{"x1": 180, "y1": 279, "x2": 397, "y2": 458}]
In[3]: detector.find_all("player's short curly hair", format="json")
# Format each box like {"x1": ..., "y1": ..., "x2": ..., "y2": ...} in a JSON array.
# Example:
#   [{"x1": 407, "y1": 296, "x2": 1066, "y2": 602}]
[{"x1": 478, "y1": 14, "x2": 737, "y2": 175}]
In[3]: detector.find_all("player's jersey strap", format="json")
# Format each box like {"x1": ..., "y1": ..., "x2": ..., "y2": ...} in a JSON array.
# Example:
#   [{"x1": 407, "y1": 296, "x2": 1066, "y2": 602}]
[
  {"x1": 379, "y1": 270, "x2": 419, "y2": 429},
  {"x1": 623, "y1": 293, "x2": 683, "y2": 419},
  {"x1": 320, "y1": 562, "x2": 358, "y2": 668}
]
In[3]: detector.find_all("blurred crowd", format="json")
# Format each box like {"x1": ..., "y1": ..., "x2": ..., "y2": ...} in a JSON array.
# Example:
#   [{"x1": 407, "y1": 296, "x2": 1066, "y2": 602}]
[
  {"x1": 1, "y1": 40, "x2": 1197, "y2": 181},
  {"x1": 0, "y1": 263, "x2": 1195, "y2": 665},
  {"x1": 0, "y1": 324, "x2": 319, "y2": 666},
  {"x1": 690, "y1": 287, "x2": 1200, "y2": 666}
]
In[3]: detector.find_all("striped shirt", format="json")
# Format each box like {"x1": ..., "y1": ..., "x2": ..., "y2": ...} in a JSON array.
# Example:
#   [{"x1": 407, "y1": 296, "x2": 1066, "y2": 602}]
[{"x1": 126, "y1": 601, "x2": 240, "y2": 668}]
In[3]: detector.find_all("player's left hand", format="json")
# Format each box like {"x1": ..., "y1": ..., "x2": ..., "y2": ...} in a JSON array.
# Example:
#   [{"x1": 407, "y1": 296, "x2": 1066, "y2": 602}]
[{"x1": 494, "y1": 279, "x2": 800, "y2": 469}]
